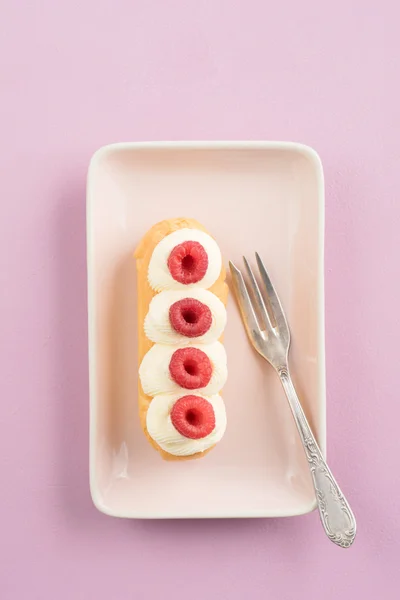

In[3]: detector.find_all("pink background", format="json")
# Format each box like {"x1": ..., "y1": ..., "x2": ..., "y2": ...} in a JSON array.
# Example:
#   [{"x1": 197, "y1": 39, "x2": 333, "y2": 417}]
[{"x1": 0, "y1": 1, "x2": 398, "y2": 598}]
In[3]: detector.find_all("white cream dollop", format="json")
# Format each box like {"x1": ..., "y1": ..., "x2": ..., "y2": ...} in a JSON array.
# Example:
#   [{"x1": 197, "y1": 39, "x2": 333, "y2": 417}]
[
  {"x1": 146, "y1": 392, "x2": 227, "y2": 456},
  {"x1": 144, "y1": 288, "x2": 227, "y2": 345},
  {"x1": 139, "y1": 341, "x2": 227, "y2": 397},
  {"x1": 147, "y1": 228, "x2": 222, "y2": 291}
]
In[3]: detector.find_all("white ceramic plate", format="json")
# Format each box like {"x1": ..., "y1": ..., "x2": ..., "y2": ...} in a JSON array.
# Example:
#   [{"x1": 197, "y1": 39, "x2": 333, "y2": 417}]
[{"x1": 87, "y1": 141, "x2": 326, "y2": 518}]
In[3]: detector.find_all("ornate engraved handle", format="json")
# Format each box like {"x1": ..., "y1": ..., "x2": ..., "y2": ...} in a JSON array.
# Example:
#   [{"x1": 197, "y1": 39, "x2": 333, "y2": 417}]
[{"x1": 279, "y1": 368, "x2": 356, "y2": 548}]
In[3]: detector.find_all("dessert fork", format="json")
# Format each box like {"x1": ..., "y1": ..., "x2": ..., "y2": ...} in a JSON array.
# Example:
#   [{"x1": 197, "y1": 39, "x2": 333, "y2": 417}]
[{"x1": 229, "y1": 254, "x2": 356, "y2": 548}]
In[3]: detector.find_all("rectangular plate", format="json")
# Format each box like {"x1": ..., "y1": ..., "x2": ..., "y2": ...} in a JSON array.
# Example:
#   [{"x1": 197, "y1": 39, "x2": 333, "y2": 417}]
[{"x1": 87, "y1": 141, "x2": 325, "y2": 518}]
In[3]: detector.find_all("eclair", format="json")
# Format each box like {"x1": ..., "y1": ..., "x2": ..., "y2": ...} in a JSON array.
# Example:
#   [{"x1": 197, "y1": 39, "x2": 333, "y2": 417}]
[{"x1": 134, "y1": 218, "x2": 228, "y2": 460}]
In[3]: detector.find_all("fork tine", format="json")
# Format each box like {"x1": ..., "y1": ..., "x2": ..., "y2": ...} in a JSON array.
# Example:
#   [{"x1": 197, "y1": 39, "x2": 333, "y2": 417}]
[
  {"x1": 229, "y1": 261, "x2": 261, "y2": 336},
  {"x1": 255, "y1": 253, "x2": 289, "y2": 333},
  {"x1": 242, "y1": 256, "x2": 273, "y2": 332}
]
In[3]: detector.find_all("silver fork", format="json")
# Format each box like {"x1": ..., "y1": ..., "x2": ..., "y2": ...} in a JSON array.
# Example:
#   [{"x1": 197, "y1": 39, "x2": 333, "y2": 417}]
[{"x1": 230, "y1": 254, "x2": 356, "y2": 548}]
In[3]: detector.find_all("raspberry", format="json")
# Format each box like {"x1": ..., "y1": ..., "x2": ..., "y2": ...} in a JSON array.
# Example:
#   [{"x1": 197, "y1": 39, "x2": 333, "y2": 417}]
[
  {"x1": 170, "y1": 395, "x2": 216, "y2": 439},
  {"x1": 169, "y1": 347, "x2": 212, "y2": 389},
  {"x1": 167, "y1": 241, "x2": 208, "y2": 285},
  {"x1": 169, "y1": 297, "x2": 212, "y2": 338}
]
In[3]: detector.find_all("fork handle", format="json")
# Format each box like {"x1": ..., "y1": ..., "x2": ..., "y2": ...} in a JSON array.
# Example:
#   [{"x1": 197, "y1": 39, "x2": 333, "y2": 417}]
[{"x1": 279, "y1": 368, "x2": 356, "y2": 548}]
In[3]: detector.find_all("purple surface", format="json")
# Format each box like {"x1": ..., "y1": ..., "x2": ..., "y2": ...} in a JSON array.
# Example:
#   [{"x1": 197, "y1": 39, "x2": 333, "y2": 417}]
[{"x1": 0, "y1": 1, "x2": 398, "y2": 598}]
